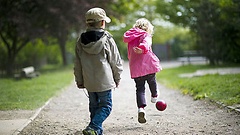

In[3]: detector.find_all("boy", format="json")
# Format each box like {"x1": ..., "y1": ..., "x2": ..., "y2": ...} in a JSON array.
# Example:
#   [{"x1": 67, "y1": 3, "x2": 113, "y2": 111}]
[{"x1": 74, "y1": 7, "x2": 123, "y2": 135}]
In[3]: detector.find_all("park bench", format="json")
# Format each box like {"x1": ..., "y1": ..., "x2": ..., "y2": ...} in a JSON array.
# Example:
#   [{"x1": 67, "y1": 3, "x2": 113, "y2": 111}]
[
  {"x1": 177, "y1": 50, "x2": 208, "y2": 65},
  {"x1": 14, "y1": 66, "x2": 40, "y2": 79},
  {"x1": 177, "y1": 56, "x2": 207, "y2": 65}
]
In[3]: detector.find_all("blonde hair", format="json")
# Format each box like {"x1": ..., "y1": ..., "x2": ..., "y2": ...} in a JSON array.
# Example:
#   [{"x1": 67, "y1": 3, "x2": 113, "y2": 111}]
[{"x1": 133, "y1": 18, "x2": 154, "y2": 35}]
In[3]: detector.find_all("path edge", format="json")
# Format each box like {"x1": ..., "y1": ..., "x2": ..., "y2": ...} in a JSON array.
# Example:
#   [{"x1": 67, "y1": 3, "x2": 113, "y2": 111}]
[{"x1": 12, "y1": 98, "x2": 52, "y2": 135}]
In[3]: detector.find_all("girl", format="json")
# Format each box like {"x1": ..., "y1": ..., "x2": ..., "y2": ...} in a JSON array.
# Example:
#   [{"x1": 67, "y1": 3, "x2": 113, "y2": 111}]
[{"x1": 123, "y1": 18, "x2": 162, "y2": 123}]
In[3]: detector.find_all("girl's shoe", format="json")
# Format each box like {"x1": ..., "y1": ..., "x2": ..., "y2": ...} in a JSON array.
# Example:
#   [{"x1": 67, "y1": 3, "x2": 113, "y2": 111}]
[
  {"x1": 138, "y1": 108, "x2": 146, "y2": 123},
  {"x1": 151, "y1": 91, "x2": 159, "y2": 103},
  {"x1": 151, "y1": 96, "x2": 158, "y2": 103}
]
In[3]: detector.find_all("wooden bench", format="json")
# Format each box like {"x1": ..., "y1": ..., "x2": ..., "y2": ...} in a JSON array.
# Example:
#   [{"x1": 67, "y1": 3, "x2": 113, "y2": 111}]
[
  {"x1": 15, "y1": 66, "x2": 40, "y2": 79},
  {"x1": 177, "y1": 50, "x2": 208, "y2": 65},
  {"x1": 177, "y1": 56, "x2": 207, "y2": 65}
]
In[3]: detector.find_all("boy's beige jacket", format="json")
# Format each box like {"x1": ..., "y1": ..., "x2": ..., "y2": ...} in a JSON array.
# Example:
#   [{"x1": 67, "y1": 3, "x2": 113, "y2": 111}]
[{"x1": 74, "y1": 29, "x2": 123, "y2": 92}]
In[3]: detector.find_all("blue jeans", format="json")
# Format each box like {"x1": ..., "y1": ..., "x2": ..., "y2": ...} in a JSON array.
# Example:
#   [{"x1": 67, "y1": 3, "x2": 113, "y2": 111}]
[
  {"x1": 88, "y1": 90, "x2": 112, "y2": 135},
  {"x1": 134, "y1": 73, "x2": 157, "y2": 108}
]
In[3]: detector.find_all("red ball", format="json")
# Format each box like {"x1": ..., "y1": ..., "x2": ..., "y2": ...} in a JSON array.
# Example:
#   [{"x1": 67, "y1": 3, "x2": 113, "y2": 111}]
[{"x1": 156, "y1": 100, "x2": 167, "y2": 111}]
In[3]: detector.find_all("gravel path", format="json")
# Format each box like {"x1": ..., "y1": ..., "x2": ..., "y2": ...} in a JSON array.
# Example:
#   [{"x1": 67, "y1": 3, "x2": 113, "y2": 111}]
[{"x1": 19, "y1": 62, "x2": 240, "y2": 135}]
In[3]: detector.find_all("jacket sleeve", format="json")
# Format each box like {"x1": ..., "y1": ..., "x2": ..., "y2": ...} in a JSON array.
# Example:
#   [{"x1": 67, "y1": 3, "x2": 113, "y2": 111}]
[
  {"x1": 138, "y1": 34, "x2": 152, "y2": 54},
  {"x1": 105, "y1": 33, "x2": 123, "y2": 85},
  {"x1": 74, "y1": 41, "x2": 84, "y2": 85}
]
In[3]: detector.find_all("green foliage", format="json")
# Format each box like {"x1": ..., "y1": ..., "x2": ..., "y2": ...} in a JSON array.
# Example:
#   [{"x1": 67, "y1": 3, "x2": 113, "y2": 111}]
[
  {"x1": 0, "y1": 36, "x2": 65, "y2": 78},
  {"x1": 111, "y1": 0, "x2": 141, "y2": 16},
  {"x1": 155, "y1": 0, "x2": 240, "y2": 65},
  {"x1": 15, "y1": 39, "x2": 61, "y2": 68},
  {"x1": 110, "y1": 0, "x2": 192, "y2": 60},
  {"x1": 0, "y1": 42, "x2": 7, "y2": 70},
  {"x1": 16, "y1": 39, "x2": 44, "y2": 66},
  {"x1": 0, "y1": 65, "x2": 73, "y2": 110},
  {"x1": 109, "y1": 0, "x2": 146, "y2": 60},
  {"x1": 0, "y1": 0, "x2": 122, "y2": 76},
  {"x1": 153, "y1": 26, "x2": 186, "y2": 44},
  {"x1": 157, "y1": 65, "x2": 240, "y2": 105}
]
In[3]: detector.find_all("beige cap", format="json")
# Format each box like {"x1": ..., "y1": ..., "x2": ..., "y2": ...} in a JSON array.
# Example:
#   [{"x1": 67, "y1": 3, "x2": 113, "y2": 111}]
[{"x1": 85, "y1": 7, "x2": 111, "y2": 23}]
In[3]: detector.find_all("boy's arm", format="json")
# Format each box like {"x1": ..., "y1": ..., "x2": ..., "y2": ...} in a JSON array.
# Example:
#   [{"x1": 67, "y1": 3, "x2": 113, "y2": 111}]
[
  {"x1": 105, "y1": 34, "x2": 123, "y2": 87},
  {"x1": 73, "y1": 42, "x2": 84, "y2": 89}
]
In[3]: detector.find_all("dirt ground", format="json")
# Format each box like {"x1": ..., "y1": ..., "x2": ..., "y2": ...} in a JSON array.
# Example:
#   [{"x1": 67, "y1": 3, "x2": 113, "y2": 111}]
[{"x1": 18, "y1": 63, "x2": 240, "y2": 135}]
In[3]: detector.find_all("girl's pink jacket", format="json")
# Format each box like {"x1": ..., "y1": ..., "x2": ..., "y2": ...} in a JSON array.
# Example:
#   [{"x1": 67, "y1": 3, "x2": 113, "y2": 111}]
[{"x1": 123, "y1": 27, "x2": 162, "y2": 78}]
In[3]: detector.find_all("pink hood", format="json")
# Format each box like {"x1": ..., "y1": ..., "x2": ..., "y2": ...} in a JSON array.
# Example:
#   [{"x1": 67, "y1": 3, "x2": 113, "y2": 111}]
[{"x1": 123, "y1": 27, "x2": 162, "y2": 78}]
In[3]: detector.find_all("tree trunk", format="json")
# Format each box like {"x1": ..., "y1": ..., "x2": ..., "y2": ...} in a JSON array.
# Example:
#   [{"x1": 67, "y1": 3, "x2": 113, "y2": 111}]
[
  {"x1": 57, "y1": 31, "x2": 68, "y2": 66},
  {"x1": 6, "y1": 56, "x2": 15, "y2": 76},
  {"x1": 1, "y1": 33, "x2": 29, "y2": 76},
  {"x1": 59, "y1": 39, "x2": 67, "y2": 66}
]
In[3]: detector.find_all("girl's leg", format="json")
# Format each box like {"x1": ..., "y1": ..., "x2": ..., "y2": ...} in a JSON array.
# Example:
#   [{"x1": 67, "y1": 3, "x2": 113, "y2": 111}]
[
  {"x1": 146, "y1": 73, "x2": 158, "y2": 97},
  {"x1": 134, "y1": 77, "x2": 146, "y2": 108}
]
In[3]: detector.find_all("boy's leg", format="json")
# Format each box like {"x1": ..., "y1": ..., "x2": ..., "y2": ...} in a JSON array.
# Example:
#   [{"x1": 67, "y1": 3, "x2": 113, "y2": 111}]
[
  {"x1": 88, "y1": 90, "x2": 112, "y2": 135},
  {"x1": 134, "y1": 77, "x2": 146, "y2": 108},
  {"x1": 88, "y1": 92, "x2": 98, "y2": 121}
]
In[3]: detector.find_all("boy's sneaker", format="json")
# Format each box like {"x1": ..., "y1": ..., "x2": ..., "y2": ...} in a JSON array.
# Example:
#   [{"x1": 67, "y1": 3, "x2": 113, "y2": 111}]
[
  {"x1": 138, "y1": 108, "x2": 146, "y2": 123},
  {"x1": 82, "y1": 127, "x2": 98, "y2": 135}
]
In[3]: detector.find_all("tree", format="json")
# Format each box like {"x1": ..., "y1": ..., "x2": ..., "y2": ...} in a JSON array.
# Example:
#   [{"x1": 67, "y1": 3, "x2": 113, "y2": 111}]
[
  {"x1": 215, "y1": 0, "x2": 240, "y2": 63},
  {"x1": 0, "y1": 0, "x2": 46, "y2": 76},
  {"x1": 0, "y1": 0, "x2": 117, "y2": 76},
  {"x1": 39, "y1": 0, "x2": 112, "y2": 66},
  {"x1": 194, "y1": 1, "x2": 222, "y2": 64},
  {"x1": 155, "y1": 0, "x2": 240, "y2": 65}
]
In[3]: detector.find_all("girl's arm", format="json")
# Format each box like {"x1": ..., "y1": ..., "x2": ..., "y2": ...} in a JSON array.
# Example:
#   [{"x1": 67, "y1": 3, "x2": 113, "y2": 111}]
[{"x1": 135, "y1": 34, "x2": 152, "y2": 54}]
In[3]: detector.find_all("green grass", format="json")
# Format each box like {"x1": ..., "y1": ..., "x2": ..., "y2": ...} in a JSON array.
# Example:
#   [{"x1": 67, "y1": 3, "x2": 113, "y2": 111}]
[
  {"x1": 0, "y1": 65, "x2": 74, "y2": 110},
  {"x1": 157, "y1": 65, "x2": 240, "y2": 106}
]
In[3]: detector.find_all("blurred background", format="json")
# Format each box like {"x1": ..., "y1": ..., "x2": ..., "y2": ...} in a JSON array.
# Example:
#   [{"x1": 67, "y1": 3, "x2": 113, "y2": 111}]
[{"x1": 1, "y1": 0, "x2": 240, "y2": 77}]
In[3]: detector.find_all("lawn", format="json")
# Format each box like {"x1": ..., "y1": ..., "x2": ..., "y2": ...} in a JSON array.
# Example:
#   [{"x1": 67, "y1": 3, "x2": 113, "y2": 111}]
[
  {"x1": 0, "y1": 65, "x2": 74, "y2": 110},
  {"x1": 156, "y1": 65, "x2": 240, "y2": 106}
]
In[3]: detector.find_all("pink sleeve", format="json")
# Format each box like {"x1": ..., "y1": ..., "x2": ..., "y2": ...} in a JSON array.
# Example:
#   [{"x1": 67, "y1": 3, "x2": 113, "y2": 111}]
[{"x1": 138, "y1": 35, "x2": 152, "y2": 54}]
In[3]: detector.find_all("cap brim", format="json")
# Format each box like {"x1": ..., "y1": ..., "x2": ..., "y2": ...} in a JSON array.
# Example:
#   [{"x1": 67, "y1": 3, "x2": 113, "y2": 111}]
[{"x1": 105, "y1": 17, "x2": 111, "y2": 23}]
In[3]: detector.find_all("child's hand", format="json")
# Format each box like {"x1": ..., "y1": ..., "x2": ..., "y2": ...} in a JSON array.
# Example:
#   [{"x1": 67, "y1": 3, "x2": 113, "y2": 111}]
[
  {"x1": 115, "y1": 82, "x2": 119, "y2": 88},
  {"x1": 76, "y1": 82, "x2": 85, "y2": 89},
  {"x1": 133, "y1": 47, "x2": 143, "y2": 54}
]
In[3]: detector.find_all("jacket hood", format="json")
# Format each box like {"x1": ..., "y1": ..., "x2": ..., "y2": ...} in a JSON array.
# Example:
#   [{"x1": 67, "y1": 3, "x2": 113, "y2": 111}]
[
  {"x1": 123, "y1": 27, "x2": 147, "y2": 43},
  {"x1": 80, "y1": 29, "x2": 106, "y2": 54}
]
